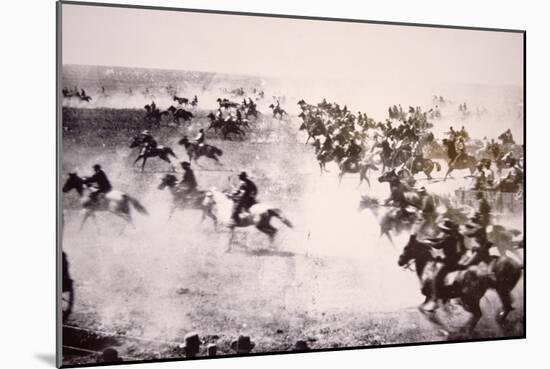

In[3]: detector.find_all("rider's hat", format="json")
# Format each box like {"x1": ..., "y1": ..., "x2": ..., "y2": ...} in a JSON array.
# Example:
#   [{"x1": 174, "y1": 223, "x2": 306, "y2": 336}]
[
  {"x1": 438, "y1": 218, "x2": 457, "y2": 232},
  {"x1": 93, "y1": 164, "x2": 101, "y2": 170},
  {"x1": 181, "y1": 161, "x2": 191, "y2": 168},
  {"x1": 141, "y1": 130, "x2": 151, "y2": 136},
  {"x1": 238, "y1": 171, "x2": 248, "y2": 180},
  {"x1": 418, "y1": 186, "x2": 427, "y2": 193}
]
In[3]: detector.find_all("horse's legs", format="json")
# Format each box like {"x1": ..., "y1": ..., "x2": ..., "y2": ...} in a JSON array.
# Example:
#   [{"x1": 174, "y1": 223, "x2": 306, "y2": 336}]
[
  {"x1": 226, "y1": 228, "x2": 235, "y2": 252},
  {"x1": 134, "y1": 155, "x2": 143, "y2": 166},
  {"x1": 141, "y1": 156, "x2": 147, "y2": 172},
  {"x1": 418, "y1": 307, "x2": 450, "y2": 337},
  {"x1": 444, "y1": 167, "x2": 452, "y2": 181},
  {"x1": 495, "y1": 287, "x2": 514, "y2": 326},
  {"x1": 79, "y1": 210, "x2": 93, "y2": 231}
]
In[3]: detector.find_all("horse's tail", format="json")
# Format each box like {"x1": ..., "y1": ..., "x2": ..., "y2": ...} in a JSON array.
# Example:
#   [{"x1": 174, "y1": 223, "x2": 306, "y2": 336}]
[
  {"x1": 434, "y1": 161, "x2": 441, "y2": 172},
  {"x1": 269, "y1": 209, "x2": 293, "y2": 228},
  {"x1": 125, "y1": 195, "x2": 148, "y2": 215}
]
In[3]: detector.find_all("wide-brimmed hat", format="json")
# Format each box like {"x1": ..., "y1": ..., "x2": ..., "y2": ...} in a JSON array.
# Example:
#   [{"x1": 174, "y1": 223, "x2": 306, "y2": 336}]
[
  {"x1": 238, "y1": 171, "x2": 248, "y2": 180},
  {"x1": 181, "y1": 161, "x2": 191, "y2": 168},
  {"x1": 141, "y1": 130, "x2": 151, "y2": 136},
  {"x1": 231, "y1": 335, "x2": 255, "y2": 353},
  {"x1": 93, "y1": 164, "x2": 101, "y2": 170}
]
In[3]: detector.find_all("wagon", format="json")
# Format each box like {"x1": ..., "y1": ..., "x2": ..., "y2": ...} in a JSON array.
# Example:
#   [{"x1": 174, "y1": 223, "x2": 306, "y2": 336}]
[{"x1": 454, "y1": 189, "x2": 524, "y2": 214}]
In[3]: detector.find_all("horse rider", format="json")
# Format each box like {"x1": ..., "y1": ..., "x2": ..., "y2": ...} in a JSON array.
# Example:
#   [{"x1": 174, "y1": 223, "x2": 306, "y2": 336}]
[
  {"x1": 319, "y1": 134, "x2": 333, "y2": 157},
  {"x1": 179, "y1": 161, "x2": 198, "y2": 200},
  {"x1": 416, "y1": 186, "x2": 437, "y2": 233},
  {"x1": 423, "y1": 219, "x2": 467, "y2": 312},
  {"x1": 482, "y1": 159, "x2": 495, "y2": 187},
  {"x1": 463, "y1": 212, "x2": 492, "y2": 267},
  {"x1": 447, "y1": 126, "x2": 457, "y2": 141},
  {"x1": 474, "y1": 191, "x2": 491, "y2": 229},
  {"x1": 450, "y1": 135, "x2": 466, "y2": 167},
  {"x1": 342, "y1": 139, "x2": 362, "y2": 169},
  {"x1": 471, "y1": 162, "x2": 487, "y2": 190},
  {"x1": 459, "y1": 126, "x2": 469, "y2": 140},
  {"x1": 85, "y1": 164, "x2": 112, "y2": 205},
  {"x1": 231, "y1": 172, "x2": 258, "y2": 226},
  {"x1": 236, "y1": 109, "x2": 243, "y2": 122},
  {"x1": 195, "y1": 129, "x2": 205, "y2": 146},
  {"x1": 140, "y1": 130, "x2": 157, "y2": 156},
  {"x1": 215, "y1": 108, "x2": 223, "y2": 121},
  {"x1": 500, "y1": 157, "x2": 523, "y2": 190}
]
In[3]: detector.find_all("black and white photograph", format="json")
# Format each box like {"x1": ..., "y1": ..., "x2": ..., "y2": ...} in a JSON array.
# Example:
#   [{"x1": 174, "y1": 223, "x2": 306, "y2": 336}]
[{"x1": 57, "y1": 1, "x2": 524, "y2": 367}]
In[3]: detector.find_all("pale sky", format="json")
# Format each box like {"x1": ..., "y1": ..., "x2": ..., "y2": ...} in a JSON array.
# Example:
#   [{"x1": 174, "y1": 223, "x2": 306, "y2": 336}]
[{"x1": 62, "y1": 3, "x2": 524, "y2": 86}]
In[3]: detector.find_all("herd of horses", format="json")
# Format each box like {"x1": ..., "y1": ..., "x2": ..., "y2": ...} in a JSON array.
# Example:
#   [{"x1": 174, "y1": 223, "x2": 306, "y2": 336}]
[{"x1": 62, "y1": 92, "x2": 524, "y2": 338}]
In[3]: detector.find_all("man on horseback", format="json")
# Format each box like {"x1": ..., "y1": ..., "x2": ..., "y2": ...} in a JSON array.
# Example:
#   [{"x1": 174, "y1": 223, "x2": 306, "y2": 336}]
[
  {"x1": 471, "y1": 162, "x2": 487, "y2": 190},
  {"x1": 463, "y1": 211, "x2": 493, "y2": 267},
  {"x1": 342, "y1": 139, "x2": 362, "y2": 170},
  {"x1": 231, "y1": 172, "x2": 258, "y2": 226},
  {"x1": 423, "y1": 219, "x2": 467, "y2": 312},
  {"x1": 140, "y1": 130, "x2": 157, "y2": 156},
  {"x1": 178, "y1": 161, "x2": 198, "y2": 201},
  {"x1": 482, "y1": 159, "x2": 495, "y2": 187},
  {"x1": 498, "y1": 157, "x2": 523, "y2": 192},
  {"x1": 85, "y1": 164, "x2": 112, "y2": 205}
]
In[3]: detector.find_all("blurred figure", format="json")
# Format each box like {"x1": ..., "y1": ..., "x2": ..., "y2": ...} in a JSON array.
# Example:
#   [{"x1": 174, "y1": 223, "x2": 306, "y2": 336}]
[
  {"x1": 85, "y1": 164, "x2": 112, "y2": 205},
  {"x1": 179, "y1": 161, "x2": 198, "y2": 200},
  {"x1": 422, "y1": 219, "x2": 467, "y2": 312},
  {"x1": 140, "y1": 130, "x2": 157, "y2": 156},
  {"x1": 231, "y1": 172, "x2": 258, "y2": 226}
]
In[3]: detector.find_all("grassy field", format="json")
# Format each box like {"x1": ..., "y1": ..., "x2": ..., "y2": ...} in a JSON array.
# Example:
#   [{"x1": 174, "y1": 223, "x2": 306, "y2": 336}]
[{"x1": 61, "y1": 107, "x2": 524, "y2": 365}]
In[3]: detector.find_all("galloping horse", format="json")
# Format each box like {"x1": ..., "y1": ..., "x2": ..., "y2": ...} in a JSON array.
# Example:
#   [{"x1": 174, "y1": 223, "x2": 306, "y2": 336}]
[
  {"x1": 405, "y1": 155, "x2": 442, "y2": 179},
  {"x1": 178, "y1": 136, "x2": 223, "y2": 165},
  {"x1": 204, "y1": 189, "x2": 293, "y2": 251},
  {"x1": 217, "y1": 98, "x2": 239, "y2": 109},
  {"x1": 167, "y1": 105, "x2": 194, "y2": 124},
  {"x1": 206, "y1": 113, "x2": 246, "y2": 140},
  {"x1": 442, "y1": 139, "x2": 477, "y2": 180},
  {"x1": 62, "y1": 173, "x2": 148, "y2": 230},
  {"x1": 398, "y1": 234, "x2": 523, "y2": 334},
  {"x1": 268, "y1": 104, "x2": 287, "y2": 119},
  {"x1": 338, "y1": 156, "x2": 378, "y2": 187},
  {"x1": 358, "y1": 195, "x2": 420, "y2": 244},
  {"x1": 130, "y1": 136, "x2": 177, "y2": 172},
  {"x1": 157, "y1": 174, "x2": 217, "y2": 223}
]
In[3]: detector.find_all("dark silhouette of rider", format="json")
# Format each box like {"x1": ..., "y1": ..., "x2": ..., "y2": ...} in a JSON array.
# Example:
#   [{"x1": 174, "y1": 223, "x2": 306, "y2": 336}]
[
  {"x1": 471, "y1": 162, "x2": 486, "y2": 190},
  {"x1": 179, "y1": 161, "x2": 197, "y2": 198},
  {"x1": 140, "y1": 130, "x2": 157, "y2": 156},
  {"x1": 195, "y1": 129, "x2": 205, "y2": 146},
  {"x1": 343, "y1": 139, "x2": 362, "y2": 169},
  {"x1": 423, "y1": 219, "x2": 466, "y2": 311},
  {"x1": 464, "y1": 212, "x2": 492, "y2": 266},
  {"x1": 85, "y1": 164, "x2": 112, "y2": 204},
  {"x1": 231, "y1": 172, "x2": 258, "y2": 226}
]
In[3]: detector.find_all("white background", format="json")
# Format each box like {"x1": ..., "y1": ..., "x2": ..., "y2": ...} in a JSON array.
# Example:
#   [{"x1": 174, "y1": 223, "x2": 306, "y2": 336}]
[{"x1": 0, "y1": 0, "x2": 546, "y2": 368}]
